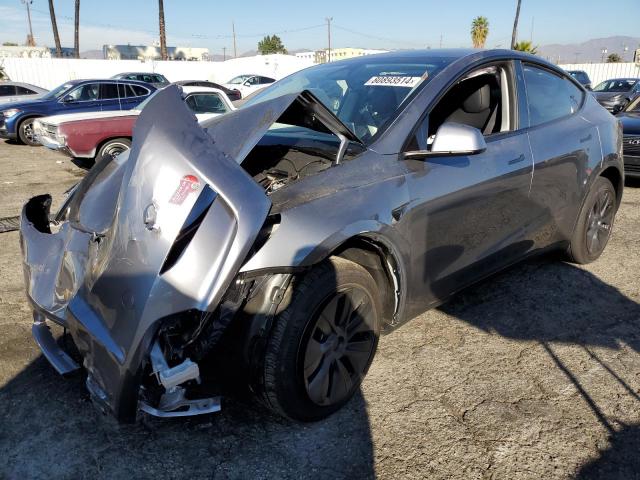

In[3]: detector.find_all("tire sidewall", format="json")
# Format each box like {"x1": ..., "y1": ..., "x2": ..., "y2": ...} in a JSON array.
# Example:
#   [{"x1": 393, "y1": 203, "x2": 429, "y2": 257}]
[
  {"x1": 264, "y1": 258, "x2": 381, "y2": 421},
  {"x1": 18, "y1": 117, "x2": 39, "y2": 146},
  {"x1": 96, "y1": 138, "x2": 131, "y2": 162},
  {"x1": 570, "y1": 177, "x2": 616, "y2": 264}
]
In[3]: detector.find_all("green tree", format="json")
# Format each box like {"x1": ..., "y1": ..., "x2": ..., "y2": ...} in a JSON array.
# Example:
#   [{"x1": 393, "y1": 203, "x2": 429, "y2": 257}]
[
  {"x1": 607, "y1": 53, "x2": 622, "y2": 63},
  {"x1": 2, "y1": 42, "x2": 18, "y2": 46},
  {"x1": 513, "y1": 40, "x2": 538, "y2": 55},
  {"x1": 258, "y1": 35, "x2": 287, "y2": 55},
  {"x1": 471, "y1": 17, "x2": 489, "y2": 49}
]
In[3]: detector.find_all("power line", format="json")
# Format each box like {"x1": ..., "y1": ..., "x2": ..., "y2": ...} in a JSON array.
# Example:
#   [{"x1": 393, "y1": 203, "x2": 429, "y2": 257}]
[{"x1": 332, "y1": 24, "x2": 426, "y2": 47}]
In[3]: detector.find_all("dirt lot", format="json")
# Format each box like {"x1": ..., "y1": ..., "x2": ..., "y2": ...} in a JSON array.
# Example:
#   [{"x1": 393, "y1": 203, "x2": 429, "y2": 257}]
[{"x1": 0, "y1": 140, "x2": 638, "y2": 479}]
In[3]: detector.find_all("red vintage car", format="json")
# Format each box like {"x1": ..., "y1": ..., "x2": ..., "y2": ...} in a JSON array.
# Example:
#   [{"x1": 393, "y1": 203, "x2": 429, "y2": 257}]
[{"x1": 34, "y1": 86, "x2": 235, "y2": 161}]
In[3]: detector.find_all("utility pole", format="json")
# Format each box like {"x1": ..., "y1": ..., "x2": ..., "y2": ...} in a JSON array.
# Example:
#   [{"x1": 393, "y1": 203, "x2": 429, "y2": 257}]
[
  {"x1": 326, "y1": 17, "x2": 333, "y2": 63},
  {"x1": 74, "y1": 0, "x2": 80, "y2": 58},
  {"x1": 232, "y1": 21, "x2": 237, "y2": 58},
  {"x1": 530, "y1": 16, "x2": 534, "y2": 43},
  {"x1": 223, "y1": 47, "x2": 226, "y2": 61},
  {"x1": 158, "y1": 0, "x2": 168, "y2": 60},
  {"x1": 22, "y1": 0, "x2": 35, "y2": 46},
  {"x1": 439, "y1": 34, "x2": 443, "y2": 48},
  {"x1": 510, "y1": 0, "x2": 521, "y2": 49}
]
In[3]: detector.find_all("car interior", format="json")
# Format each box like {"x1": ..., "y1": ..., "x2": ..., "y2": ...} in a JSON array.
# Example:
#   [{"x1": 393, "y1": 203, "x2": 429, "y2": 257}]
[{"x1": 425, "y1": 64, "x2": 513, "y2": 147}]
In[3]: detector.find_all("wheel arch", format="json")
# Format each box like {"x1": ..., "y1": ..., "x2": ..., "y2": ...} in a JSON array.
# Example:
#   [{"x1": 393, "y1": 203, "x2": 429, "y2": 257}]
[
  {"x1": 330, "y1": 234, "x2": 404, "y2": 329},
  {"x1": 599, "y1": 165, "x2": 623, "y2": 207}
]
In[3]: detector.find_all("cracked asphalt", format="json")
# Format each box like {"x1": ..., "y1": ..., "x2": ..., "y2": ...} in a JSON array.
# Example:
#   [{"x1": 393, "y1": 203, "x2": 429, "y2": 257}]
[{"x1": 0, "y1": 140, "x2": 639, "y2": 479}]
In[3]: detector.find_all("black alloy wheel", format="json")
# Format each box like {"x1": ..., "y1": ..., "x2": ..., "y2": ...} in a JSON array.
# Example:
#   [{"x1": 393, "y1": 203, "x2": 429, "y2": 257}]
[{"x1": 302, "y1": 286, "x2": 377, "y2": 406}]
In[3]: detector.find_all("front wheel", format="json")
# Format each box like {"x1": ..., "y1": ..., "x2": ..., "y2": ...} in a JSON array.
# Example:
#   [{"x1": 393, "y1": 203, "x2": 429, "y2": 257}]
[
  {"x1": 18, "y1": 117, "x2": 39, "y2": 146},
  {"x1": 567, "y1": 176, "x2": 617, "y2": 264},
  {"x1": 259, "y1": 257, "x2": 381, "y2": 421}
]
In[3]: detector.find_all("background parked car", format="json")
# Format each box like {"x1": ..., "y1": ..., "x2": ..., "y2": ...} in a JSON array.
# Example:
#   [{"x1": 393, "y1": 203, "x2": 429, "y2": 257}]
[
  {"x1": 617, "y1": 96, "x2": 640, "y2": 178},
  {"x1": 111, "y1": 72, "x2": 170, "y2": 88},
  {"x1": 567, "y1": 70, "x2": 592, "y2": 90},
  {"x1": 0, "y1": 79, "x2": 155, "y2": 145},
  {"x1": 592, "y1": 77, "x2": 640, "y2": 113},
  {"x1": 173, "y1": 80, "x2": 241, "y2": 101},
  {"x1": 34, "y1": 86, "x2": 235, "y2": 161},
  {"x1": 223, "y1": 74, "x2": 275, "y2": 98},
  {"x1": 0, "y1": 82, "x2": 48, "y2": 105}
]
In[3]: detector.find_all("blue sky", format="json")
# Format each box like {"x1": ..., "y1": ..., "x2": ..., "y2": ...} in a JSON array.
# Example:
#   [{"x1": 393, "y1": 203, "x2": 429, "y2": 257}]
[{"x1": 0, "y1": 0, "x2": 638, "y2": 54}]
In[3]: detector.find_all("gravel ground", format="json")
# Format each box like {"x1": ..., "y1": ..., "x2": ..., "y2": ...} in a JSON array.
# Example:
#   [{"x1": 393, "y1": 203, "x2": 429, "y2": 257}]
[{"x1": 0, "y1": 140, "x2": 638, "y2": 479}]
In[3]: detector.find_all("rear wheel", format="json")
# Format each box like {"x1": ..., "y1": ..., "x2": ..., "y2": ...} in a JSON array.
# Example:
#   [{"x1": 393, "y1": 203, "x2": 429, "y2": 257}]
[
  {"x1": 567, "y1": 176, "x2": 617, "y2": 264},
  {"x1": 259, "y1": 257, "x2": 381, "y2": 421},
  {"x1": 17, "y1": 117, "x2": 39, "y2": 146},
  {"x1": 95, "y1": 138, "x2": 131, "y2": 162}
]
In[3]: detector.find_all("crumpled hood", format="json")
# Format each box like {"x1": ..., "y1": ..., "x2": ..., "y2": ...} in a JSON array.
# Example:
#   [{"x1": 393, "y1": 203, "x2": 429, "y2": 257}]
[{"x1": 23, "y1": 84, "x2": 335, "y2": 375}]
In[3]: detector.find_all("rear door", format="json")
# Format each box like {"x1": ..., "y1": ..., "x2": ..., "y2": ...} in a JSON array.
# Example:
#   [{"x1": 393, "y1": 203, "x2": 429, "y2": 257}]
[{"x1": 521, "y1": 62, "x2": 600, "y2": 246}]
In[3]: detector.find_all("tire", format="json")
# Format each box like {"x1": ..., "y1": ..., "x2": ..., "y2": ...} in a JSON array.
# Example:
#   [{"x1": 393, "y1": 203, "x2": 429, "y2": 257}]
[
  {"x1": 567, "y1": 176, "x2": 617, "y2": 264},
  {"x1": 17, "y1": 117, "x2": 40, "y2": 146},
  {"x1": 259, "y1": 257, "x2": 381, "y2": 421},
  {"x1": 95, "y1": 138, "x2": 131, "y2": 162}
]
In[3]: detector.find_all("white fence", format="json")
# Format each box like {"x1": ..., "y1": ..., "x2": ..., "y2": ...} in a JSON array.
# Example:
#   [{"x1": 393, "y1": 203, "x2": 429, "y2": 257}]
[
  {"x1": 558, "y1": 62, "x2": 640, "y2": 86},
  {"x1": 0, "y1": 54, "x2": 313, "y2": 90}
]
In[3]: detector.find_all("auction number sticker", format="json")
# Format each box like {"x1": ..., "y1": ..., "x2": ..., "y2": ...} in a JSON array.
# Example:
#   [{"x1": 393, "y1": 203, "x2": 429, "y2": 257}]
[{"x1": 365, "y1": 76, "x2": 422, "y2": 87}]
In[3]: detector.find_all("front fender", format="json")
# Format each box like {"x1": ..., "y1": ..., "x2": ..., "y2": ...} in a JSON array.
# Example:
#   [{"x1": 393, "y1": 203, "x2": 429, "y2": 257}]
[{"x1": 239, "y1": 175, "x2": 412, "y2": 273}]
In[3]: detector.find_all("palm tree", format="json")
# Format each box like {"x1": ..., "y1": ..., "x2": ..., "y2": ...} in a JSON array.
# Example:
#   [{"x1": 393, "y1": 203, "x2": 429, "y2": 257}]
[
  {"x1": 47, "y1": 0, "x2": 62, "y2": 57},
  {"x1": 74, "y1": 0, "x2": 80, "y2": 58},
  {"x1": 511, "y1": 0, "x2": 522, "y2": 49},
  {"x1": 470, "y1": 17, "x2": 489, "y2": 49},
  {"x1": 513, "y1": 40, "x2": 537, "y2": 55},
  {"x1": 158, "y1": 0, "x2": 168, "y2": 60}
]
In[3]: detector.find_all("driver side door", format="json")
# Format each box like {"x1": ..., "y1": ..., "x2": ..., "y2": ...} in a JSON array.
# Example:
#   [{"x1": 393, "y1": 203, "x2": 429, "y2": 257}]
[{"x1": 399, "y1": 61, "x2": 535, "y2": 318}]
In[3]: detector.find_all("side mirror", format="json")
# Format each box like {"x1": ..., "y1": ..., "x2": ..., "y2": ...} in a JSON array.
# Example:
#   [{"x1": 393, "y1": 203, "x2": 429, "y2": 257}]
[
  {"x1": 403, "y1": 122, "x2": 487, "y2": 160},
  {"x1": 61, "y1": 95, "x2": 74, "y2": 103},
  {"x1": 243, "y1": 81, "x2": 251, "y2": 86}
]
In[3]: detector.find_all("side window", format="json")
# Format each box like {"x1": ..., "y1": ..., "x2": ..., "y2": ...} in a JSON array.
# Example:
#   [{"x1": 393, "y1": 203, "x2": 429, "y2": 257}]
[
  {"x1": 247, "y1": 76, "x2": 259, "y2": 85},
  {"x1": 100, "y1": 83, "x2": 120, "y2": 100},
  {"x1": 185, "y1": 94, "x2": 229, "y2": 114},
  {"x1": 523, "y1": 64, "x2": 583, "y2": 127},
  {"x1": 67, "y1": 83, "x2": 99, "y2": 101},
  {"x1": 15, "y1": 86, "x2": 35, "y2": 95},
  {"x1": 0, "y1": 85, "x2": 16, "y2": 96},
  {"x1": 130, "y1": 85, "x2": 149, "y2": 97},
  {"x1": 259, "y1": 77, "x2": 273, "y2": 85}
]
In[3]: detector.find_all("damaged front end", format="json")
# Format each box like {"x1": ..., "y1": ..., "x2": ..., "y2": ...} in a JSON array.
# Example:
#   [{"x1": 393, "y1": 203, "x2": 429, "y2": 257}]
[{"x1": 19, "y1": 86, "x2": 342, "y2": 421}]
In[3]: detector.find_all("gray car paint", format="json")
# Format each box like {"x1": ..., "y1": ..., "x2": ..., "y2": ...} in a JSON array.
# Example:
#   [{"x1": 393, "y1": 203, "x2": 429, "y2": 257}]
[{"x1": 20, "y1": 50, "x2": 624, "y2": 422}]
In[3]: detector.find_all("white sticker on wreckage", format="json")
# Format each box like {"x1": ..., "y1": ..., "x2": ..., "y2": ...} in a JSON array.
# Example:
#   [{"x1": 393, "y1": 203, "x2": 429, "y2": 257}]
[{"x1": 364, "y1": 75, "x2": 424, "y2": 87}]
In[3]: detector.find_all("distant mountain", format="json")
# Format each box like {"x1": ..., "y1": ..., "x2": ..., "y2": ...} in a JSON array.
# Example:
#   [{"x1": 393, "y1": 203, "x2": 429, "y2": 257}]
[{"x1": 538, "y1": 36, "x2": 640, "y2": 64}]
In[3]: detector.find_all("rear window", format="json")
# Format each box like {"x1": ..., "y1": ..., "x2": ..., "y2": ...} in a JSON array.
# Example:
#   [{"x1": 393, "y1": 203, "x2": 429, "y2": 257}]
[
  {"x1": 100, "y1": 83, "x2": 120, "y2": 100},
  {"x1": 523, "y1": 64, "x2": 583, "y2": 127},
  {"x1": 185, "y1": 93, "x2": 229, "y2": 114},
  {"x1": 0, "y1": 85, "x2": 15, "y2": 96}
]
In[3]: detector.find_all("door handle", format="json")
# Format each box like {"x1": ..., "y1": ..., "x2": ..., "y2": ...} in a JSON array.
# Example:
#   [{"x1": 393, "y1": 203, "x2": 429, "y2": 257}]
[
  {"x1": 508, "y1": 154, "x2": 526, "y2": 165},
  {"x1": 580, "y1": 134, "x2": 592, "y2": 143}
]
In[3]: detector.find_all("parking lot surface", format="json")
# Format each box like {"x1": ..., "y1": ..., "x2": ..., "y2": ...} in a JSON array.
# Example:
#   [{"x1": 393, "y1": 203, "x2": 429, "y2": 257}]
[{"x1": 0, "y1": 140, "x2": 638, "y2": 479}]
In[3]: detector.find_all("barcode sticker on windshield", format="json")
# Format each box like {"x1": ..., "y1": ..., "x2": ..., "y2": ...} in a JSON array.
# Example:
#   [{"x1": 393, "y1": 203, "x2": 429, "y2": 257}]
[{"x1": 365, "y1": 76, "x2": 422, "y2": 87}]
